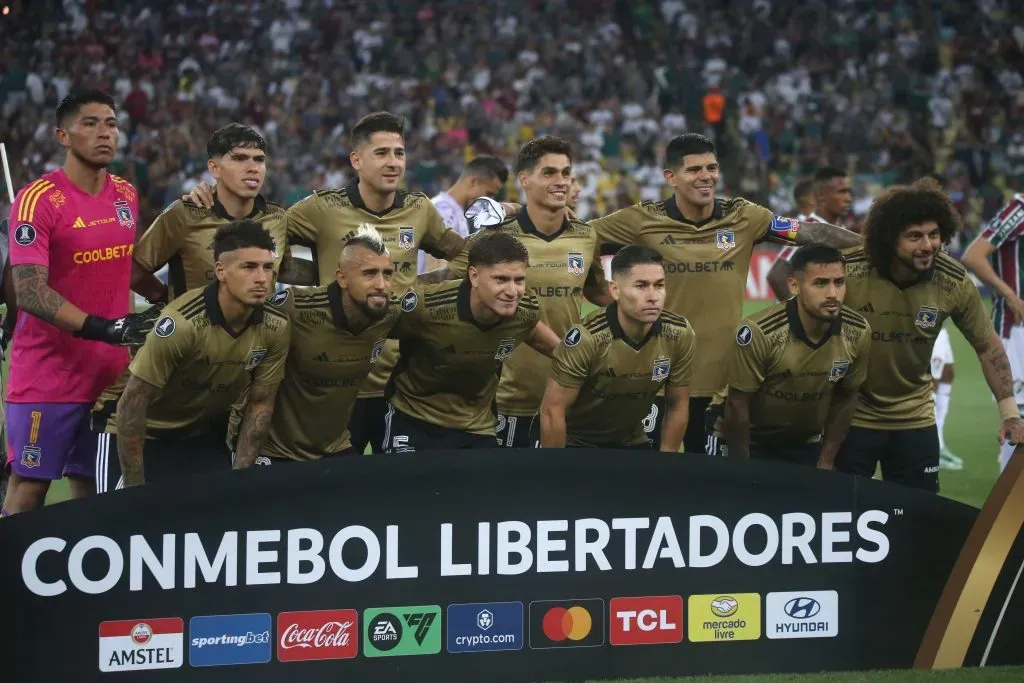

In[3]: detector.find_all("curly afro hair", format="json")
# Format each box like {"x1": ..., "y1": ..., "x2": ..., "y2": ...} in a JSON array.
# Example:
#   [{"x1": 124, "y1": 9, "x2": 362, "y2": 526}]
[{"x1": 863, "y1": 181, "x2": 960, "y2": 279}]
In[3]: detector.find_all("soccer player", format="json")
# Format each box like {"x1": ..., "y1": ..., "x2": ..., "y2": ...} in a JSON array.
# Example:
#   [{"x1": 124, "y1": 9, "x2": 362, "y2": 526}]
[
  {"x1": 2, "y1": 90, "x2": 161, "y2": 515},
  {"x1": 930, "y1": 327, "x2": 962, "y2": 470},
  {"x1": 705, "y1": 245, "x2": 870, "y2": 468},
  {"x1": 385, "y1": 233, "x2": 561, "y2": 452},
  {"x1": 767, "y1": 167, "x2": 854, "y2": 300},
  {"x1": 230, "y1": 227, "x2": 400, "y2": 462},
  {"x1": 837, "y1": 183, "x2": 1024, "y2": 491},
  {"x1": 418, "y1": 156, "x2": 508, "y2": 273},
  {"x1": 793, "y1": 179, "x2": 817, "y2": 221},
  {"x1": 432, "y1": 137, "x2": 608, "y2": 448},
  {"x1": 961, "y1": 193, "x2": 1024, "y2": 471},
  {"x1": 588, "y1": 134, "x2": 860, "y2": 453},
  {"x1": 567, "y1": 172, "x2": 582, "y2": 213},
  {"x1": 136, "y1": 123, "x2": 307, "y2": 306},
  {"x1": 104, "y1": 221, "x2": 290, "y2": 490},
  {"x1": 539, "y1": 246, "x2": 695, "y2": 451}
]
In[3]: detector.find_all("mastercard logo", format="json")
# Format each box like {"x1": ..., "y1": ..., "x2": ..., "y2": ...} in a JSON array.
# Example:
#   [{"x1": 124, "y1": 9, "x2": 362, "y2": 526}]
[{"x1": 541, "y1": 605, "x2": 593, "y2": 642}]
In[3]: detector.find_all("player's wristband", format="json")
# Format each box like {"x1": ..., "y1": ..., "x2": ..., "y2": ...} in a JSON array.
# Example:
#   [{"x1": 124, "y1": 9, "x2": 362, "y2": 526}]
[
  {"x1": 74, "y1": 315, "x2": 115, "y2": 342},
  {"x1": 998, "y1": 397, "x2": 1021, "y2": 422}
]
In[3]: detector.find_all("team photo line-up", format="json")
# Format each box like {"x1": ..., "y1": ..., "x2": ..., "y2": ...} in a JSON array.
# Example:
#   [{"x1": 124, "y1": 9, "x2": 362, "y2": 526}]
[{"x1": 2, "y1": 88, "x2": 1024, "y2": 517}]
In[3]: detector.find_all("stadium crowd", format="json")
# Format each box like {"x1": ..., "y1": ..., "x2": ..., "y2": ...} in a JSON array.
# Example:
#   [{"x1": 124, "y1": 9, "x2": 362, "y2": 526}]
[{"x1": 2, "y1": 0, "x2": 1023, "y2": 231}]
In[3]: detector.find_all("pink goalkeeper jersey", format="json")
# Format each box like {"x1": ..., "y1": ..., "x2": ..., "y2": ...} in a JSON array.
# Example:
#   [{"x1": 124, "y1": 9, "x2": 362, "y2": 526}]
[{"x1": 6, "y1": 168, "x2": 138, "y2": 403}]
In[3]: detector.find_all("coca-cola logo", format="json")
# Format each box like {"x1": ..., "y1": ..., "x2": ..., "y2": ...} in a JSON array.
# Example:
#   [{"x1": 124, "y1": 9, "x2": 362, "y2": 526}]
[
  {"x1": 280, "y1": 621, "x2": 353, "y2": 650},
  {"x1": 276, "y1": 609, "x2": 359, "y2": 662}
]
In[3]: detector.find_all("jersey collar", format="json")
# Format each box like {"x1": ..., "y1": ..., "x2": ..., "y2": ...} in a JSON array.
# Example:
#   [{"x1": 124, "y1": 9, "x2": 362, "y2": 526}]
[
  {"x1": 346, "y1": 178, "x2": 405, "y2": 216},
  {"x1": 786, "y1": 297, "x2": 841, "y2": 350},
  {"x1": 606, "y1": 302, "x2": 663, "y2": 350},
  {"x1": 663, "y1": 196, "x2": 724, "y2": 227},
  {"x1": 204, "y1": 282, "x2": 264, "y2": 338},
  {"x1": 327, "y1": 281, "x2": 348, "y2": 330},
  {"x1": 211, "y1": 193, "x2": 269, "y2": 221},
  {"x1": 457, "y1": 279, "x2": 503, "y2": 331},
  {"x1": 517, "y1": 205, "x2": 571, "y2": 242}
]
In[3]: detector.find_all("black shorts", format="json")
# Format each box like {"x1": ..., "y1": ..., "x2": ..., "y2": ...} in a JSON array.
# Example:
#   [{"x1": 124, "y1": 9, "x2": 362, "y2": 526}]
[
  {"x1": 568, "y1": 441, "x2": 652, "y2": 451},
  {"x1": 348, "y1": 397, "x2": 388, "y2": 455},
  {"x1": 648, "y1": 395, "x2": 710, "y2": 453},
  {"x1": 496, "y1": 413, "x2": 539, "y2": 448},
  {"x1": 94, "y1": 431, "x2": 232, "y2": 494},
  {"x1": 835, "y1": 425, "x2": 940, "y2": 493},
  {"x1": 383, "y1": 406, "x2": 497, "y2": 453}
]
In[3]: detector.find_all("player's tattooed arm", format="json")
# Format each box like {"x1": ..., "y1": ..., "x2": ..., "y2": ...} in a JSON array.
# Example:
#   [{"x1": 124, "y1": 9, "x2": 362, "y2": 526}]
[
  {"x1": 766, "y1": 259, "x2": 794, "y2": 301},
  {"x1": 116, "y1": 374, "x2": 159, "y2": 487},
  {"x1": 278, "y1": 251, "x2": 317, "y2": 286},
  {"x1": 794, "y1": 221, "x2": 862, "y2": 249},
  {"x1": 417, "y1": 267, "x2": 457, "y2": 285},
  {"x1": 11, "y1": 264, "x2": 89, "y2": 331},
  {"x1": 723, "y1": 387, "x2": 753, "y2": 460},
  {"x1": 818, "y1": 385, "x2": 859, "y2": 469},
  {"x1": 976, "y1": 332, "x2": 1015, "y2": 401},
  {"x1": 524, "y1": 321, "x2": 560, "y2": 358},
  {"x1": 539, "y1": 378, "x2": 580, "y2": 448},
  {"x1": 233, "y1": 382, "x2": 280, "y2": 469}
]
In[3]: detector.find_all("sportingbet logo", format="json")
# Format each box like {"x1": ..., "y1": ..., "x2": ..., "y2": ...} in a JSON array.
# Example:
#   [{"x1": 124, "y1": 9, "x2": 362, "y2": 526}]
[
  {"x1": 610, "y1": 596, "x2": 684, "y2": 646},
  {"x1": 447, "y1": 602, "x2": 524, "y2": 653},
  {"x1": 363, "y1": 605, "x2": 441, "y2": 657},
  {"x1": 277, "y1": 609, "x2": 358, "y2": 662},
  {"x1": 98, "y1": 618, "x2": 183, "y2": 672},
  {"x1": 188, "y1": 613, "x2": 272, "y2": 667}
]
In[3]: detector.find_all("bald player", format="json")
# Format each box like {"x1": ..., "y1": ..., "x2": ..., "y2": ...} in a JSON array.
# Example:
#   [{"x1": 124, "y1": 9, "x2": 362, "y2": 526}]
[
  {"x1": 229, "y1": 226, "x2": 400, "y2": 462},
  {"x1": 540, "y1": 245, "x2": 696, "y2": 451},
  {"x1": 583, "y1": 134, "x2": 860, "y2": 453},
  {"x1": 103, "y1": 221, "x2": 290, "y2": 490},
  {"x1": 705, "y1": 245, "x2": 870, "y2": 468}
]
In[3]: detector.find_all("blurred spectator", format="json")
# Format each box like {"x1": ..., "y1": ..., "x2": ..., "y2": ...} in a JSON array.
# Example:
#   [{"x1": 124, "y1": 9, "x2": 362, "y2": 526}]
[{"x1": 0, "y1": 0, "x2": 1020, "y2": 233}]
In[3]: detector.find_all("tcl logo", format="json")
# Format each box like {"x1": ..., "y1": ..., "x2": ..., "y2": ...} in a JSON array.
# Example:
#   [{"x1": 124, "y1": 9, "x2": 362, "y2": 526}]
[
  {"x1": 277, "y1": 609, "x2": 358, "y2": 662},
  {"x1": 609, "y1": 596, "x2": 684, "y2": 646}
]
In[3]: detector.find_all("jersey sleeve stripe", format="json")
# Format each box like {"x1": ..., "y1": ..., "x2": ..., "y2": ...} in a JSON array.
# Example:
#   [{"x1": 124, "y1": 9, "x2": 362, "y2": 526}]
[
  {"x1": 934, "y1": 257, "x2": 966, "y2": 280},
  {"x1": 585, "y1": 320, "x2": 610, "y2": 334},
  {"x1": 660, "y1": 312, "x2": 690, "y2": 327},
  {"x1": 840, "y1": 315, "x2": 868, "y2": 330},
  {"x1": 18, "y1": 180, "x2": 54, "y2": 222},
  {"x1": 424, "y1": 294, "x2": 460, "y2": 308},
  {"x1": 518, "y1": 300, "x2": 541, "y2": 311},
  {"x1": 15, "y1": 180, "x2": 48, "y2": 222},
  {"x1": 754, "y1": 310, "x2": 788, "y2": 329}
]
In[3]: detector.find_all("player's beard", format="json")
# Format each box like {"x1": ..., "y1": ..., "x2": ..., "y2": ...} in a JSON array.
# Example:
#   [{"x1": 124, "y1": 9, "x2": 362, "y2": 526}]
[
  {"x1": 896, "y1": 251, "x2": 935, "y2": 278},
  {"x1": 355, "y1": 295, "x2": 389, "y2": 321},
  {"x1": 70, "y1": 146, "x2": 110, "y2": 171}
]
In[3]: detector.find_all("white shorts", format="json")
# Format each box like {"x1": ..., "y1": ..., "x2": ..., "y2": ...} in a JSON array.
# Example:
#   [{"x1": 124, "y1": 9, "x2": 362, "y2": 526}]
[
  {"x1": 930, "y1": 328, "x2": 954, "y2": 380},
  {"x1": 1002, "y1": 326, "x2": 1024, "y2": 406}
]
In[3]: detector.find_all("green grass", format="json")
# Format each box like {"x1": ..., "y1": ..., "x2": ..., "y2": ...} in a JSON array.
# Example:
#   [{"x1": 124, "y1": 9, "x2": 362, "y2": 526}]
[{"x1": 551, "y1": 668, "x2": 1024, "y2": 682}]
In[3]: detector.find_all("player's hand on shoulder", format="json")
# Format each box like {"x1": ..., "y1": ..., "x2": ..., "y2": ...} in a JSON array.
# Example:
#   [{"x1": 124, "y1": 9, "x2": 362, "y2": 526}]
[
  {"x1": 93, "y1": 304, "x2": 166, "y2": 347},
  {"x1": 466, "y1": 197, "x2": 507, "y2": 233},
  {"x1": 1007, "y1": 296, "x2": 1024, "y2": 324},
  {"x1": 182, "y1": 182, "x2": 215, "y2": 209}
]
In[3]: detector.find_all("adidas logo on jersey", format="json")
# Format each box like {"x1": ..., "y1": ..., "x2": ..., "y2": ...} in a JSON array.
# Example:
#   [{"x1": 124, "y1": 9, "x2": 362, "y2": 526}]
[
  {"x1": 72, "y1": 217, "x2": 86, "y2": 229},
  {"x1": 660, "y1": 235, "x2": 679, "y2": 245},
  {"x1": 858, "y1": 303, "x2": 875, "y2": 313},
  {"x1": 313, "y1": 352, "x2": 330, "y2": 362}
]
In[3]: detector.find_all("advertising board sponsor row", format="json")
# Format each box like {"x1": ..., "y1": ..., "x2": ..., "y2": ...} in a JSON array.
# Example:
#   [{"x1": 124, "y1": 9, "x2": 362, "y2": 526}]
[{"x1": 100, "y1": 591, "x2": 840, "y2": 672}]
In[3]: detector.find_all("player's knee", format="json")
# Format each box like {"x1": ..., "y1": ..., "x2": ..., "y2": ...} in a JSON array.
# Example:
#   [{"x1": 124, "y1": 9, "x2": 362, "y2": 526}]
[{"x1": 6, "y1": 475, "x2": 49, "y2": 510}]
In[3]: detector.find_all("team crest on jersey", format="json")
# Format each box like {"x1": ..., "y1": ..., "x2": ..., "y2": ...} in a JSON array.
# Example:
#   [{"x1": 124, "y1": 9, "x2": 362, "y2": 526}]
[
  {"x1": 829, "y1": 360, "x2": 850, "y2": 383},
  {"x1": 20, "y1": 445, "x2": 42, "y2": 468},
  {"x1": 716, "y1": 230, "x2": 736, "y2": 250},
  {"x1": 401, "y1": 290, "x2": 419, "y2": 312},
  {"x1": 652, "y1": 357, "x2": 671, "y2": 382},
  {"x1": 398, "y1": 228, "x2": 415, "y2": 251},
  {"x1": 736, "y1": 324, "x2": 753, "y2": 346},
  {"x1": 916, "y1": 306, "x2": 939, "y2": 329},
  {"x1": 371, "y1": 339, "x2": 385, "y2": 364},
  {"x1": 770, "y1": 215, "x2": 800, "y2": 241},
  {"x1": 245, "y1": 348, "x2": 268, "y2": 371},
  {"x1": 564, "y1": 326, "x2": 583, "y2": 348},
  {"x1": 567, "y1": 251, "x2": 585, "y2": 276},
  {"x1": 269, "y1": 289, "x2": 289, "y2": 306},
  {"x1": 495, "y1": 337, "x2": 516, "y2": 361},
  {"x1": 114, "y1": 200, "x2": 135, "y2": 229},
  {"x1": 154, "y1": 316, "x2": 176, "y2": 338},
  {"x1": 14, "y1": 223, "x2": 36, "y2": 246}
]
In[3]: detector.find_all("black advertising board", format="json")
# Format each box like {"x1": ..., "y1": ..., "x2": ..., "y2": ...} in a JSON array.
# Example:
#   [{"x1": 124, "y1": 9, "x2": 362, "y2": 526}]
[{"x1": 0, "y1": 450, "x2": 1014, "y2": 682}]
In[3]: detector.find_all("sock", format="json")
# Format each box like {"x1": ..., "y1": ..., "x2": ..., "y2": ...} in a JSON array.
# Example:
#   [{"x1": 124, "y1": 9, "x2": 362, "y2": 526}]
[
  {"x1": 999, "y1": 441, "x2": 1017, "y2": 472},
  {"x1": 934, "y1": 383, "x2": 951, "y2": 451}
]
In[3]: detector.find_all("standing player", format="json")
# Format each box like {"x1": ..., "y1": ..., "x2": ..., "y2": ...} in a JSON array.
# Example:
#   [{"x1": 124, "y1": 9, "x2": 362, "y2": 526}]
[
  {"x1": 589, "y1": 134, "x2": 860, "y2": 453},
  {"x1": 104, "y1": 221, "x2": 290, "y2": 490},
  {"x1": 962, "y1": 193, "x2": 1024, "y2": 471},
  {"x1": 837, "y1": 183, "x2": 1024, "y2": 491},
  {"x1": 930, "y1": 327, "x2": 963, "y2": 470},
  {"x1": 539, "y1": 246, "x2": 695, "y2": 451},
  {"x1": 2, "y1": 90, "x2": 161, "y2": 515},
  {"x1": 705, "y1": 246, "x2": 870, "y2": 468},
  {"x1": 767, "y1": 167, "x2": 854, "y2": 300},
  {"x1": 385, "y1": 233, "x2": 560, "y2": 452},
  {"x1": 230, "y1": 227, "x2": 400, "y2": 462},
  {"x1": 136, "y1": 123, "x2": 308, "y2": 305},
  {"x1": 567, "y1": 172, "x2": 582, "y2": 213},
  {"x1": 418, "y1": 156, "x2": 508, "y2": 273},
  {"x1": 433, "y1": 137, "x2": 608, "y2": 448}
]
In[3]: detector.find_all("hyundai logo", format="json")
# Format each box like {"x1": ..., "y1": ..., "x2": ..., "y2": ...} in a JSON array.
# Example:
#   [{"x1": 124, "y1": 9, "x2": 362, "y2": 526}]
[{"x1": 784, "y1": 597, "x2": 821, "y2": 619}]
